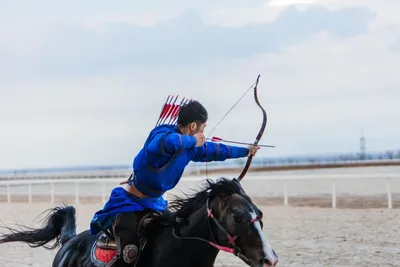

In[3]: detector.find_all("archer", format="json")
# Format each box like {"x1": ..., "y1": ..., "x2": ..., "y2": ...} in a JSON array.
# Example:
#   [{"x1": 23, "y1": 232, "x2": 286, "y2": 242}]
[{"x1": 89, "y1": 99, "x2": 260, "y2": 266}]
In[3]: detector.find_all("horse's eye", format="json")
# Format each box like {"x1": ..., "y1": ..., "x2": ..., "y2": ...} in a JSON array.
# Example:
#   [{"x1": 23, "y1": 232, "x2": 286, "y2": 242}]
[{"x1": 233, "y1": 212, "x2": 243, "y2": 224}]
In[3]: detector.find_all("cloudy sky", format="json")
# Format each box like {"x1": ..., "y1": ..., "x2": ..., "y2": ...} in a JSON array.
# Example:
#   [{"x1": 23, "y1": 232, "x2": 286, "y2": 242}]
[{"x1": 0, "y1": 0, "x2": 399, "y2": 169}]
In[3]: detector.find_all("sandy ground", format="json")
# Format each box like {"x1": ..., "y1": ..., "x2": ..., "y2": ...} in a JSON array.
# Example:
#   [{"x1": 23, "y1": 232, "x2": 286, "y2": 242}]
[
  {"x1": 1, "y1": 167, "x2": 399, "y2": 266},
  {"x1": 0, "y1": 203, "x2": 399, "y2": 267}
]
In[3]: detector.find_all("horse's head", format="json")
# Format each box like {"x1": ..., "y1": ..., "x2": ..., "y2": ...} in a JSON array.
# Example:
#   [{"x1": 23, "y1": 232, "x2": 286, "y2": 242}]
[
  {"x1": 169, "y1": 177, "x2": 279, "y2": 267},
  {"x1": 207, "y1": 178, "x2": 279, "y2": 267}
]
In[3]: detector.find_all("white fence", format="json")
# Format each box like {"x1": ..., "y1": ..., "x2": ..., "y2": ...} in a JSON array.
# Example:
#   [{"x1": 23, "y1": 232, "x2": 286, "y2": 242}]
[{"x1": 0, "y1": 172, "x2": 398, "y2": 209}]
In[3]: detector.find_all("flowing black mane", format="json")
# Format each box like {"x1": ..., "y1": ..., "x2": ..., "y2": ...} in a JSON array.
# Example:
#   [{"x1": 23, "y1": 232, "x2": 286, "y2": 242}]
[{"x1": 167, "y1": 177, "x2": 244, "y2": 219}]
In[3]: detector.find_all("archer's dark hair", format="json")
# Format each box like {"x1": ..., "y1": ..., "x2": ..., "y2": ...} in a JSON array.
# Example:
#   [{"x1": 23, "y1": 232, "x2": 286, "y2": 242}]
[{"x1": 177, "y1": 100, "x2": 208, "y2": 126}]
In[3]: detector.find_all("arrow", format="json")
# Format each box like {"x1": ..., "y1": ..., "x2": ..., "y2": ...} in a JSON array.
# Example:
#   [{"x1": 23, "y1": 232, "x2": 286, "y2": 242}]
[
  {"x1": 169, "y1": 97, "x2": 191, "y2": 125},
  {"x1": 171, "y1": 98, "x2": 191, "y2": 124},
  {"x1": 155, "y1": 95, "x2": 173, "y2": 126},
  {"x1": 155, "y1": 95, "x2": 193, "y2": 126},
  {"x1": 207, "y1": 136, "x2": 275, "y2": 148},
  {"x1": 159, "y1": 95, "x2": 179, "y2": 125}
]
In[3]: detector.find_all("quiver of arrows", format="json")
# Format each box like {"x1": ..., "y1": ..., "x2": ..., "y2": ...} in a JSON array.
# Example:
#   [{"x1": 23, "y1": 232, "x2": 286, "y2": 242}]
[{"x1": 155, "y1": 95, "x2": 192, "y2": 126}]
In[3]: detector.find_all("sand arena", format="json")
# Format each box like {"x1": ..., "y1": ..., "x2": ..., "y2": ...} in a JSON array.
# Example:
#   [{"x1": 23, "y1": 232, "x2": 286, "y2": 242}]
[{"x1": 0, "y1": 167, "x2": 399, "y2": 266}]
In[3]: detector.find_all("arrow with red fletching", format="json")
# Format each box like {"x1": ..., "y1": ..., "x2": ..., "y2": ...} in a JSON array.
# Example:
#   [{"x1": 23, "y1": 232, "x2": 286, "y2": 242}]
[
  {"x1": 168, "y1": 97, "x2": 191, "y2": 125},
  {"x1": 155, "y1": 95, "x2": 192, "y2": 126},
  {"x1": 207, "y1": 136, "x2": 275, "y2": 148},
  {"x1": 155, "y1": 95, "x2": 173, "y2": 126},
  {"x1": 160, "y1": 95, "x2": 179, "y2": 125}
]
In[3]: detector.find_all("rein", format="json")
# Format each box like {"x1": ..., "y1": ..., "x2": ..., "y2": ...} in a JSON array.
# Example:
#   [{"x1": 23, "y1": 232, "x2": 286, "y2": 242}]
[{"x1": 172, "y1": 197, "x2": 262, "y2": 267}]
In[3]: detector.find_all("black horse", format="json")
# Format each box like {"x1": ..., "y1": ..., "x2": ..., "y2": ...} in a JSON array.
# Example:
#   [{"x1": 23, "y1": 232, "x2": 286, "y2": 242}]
[{"x1": 0, "y1": 178, "x2": 279, "y2": 267}]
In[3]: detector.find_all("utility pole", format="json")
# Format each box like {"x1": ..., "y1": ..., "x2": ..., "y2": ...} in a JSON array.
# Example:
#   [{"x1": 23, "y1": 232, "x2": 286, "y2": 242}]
[{"x1": 360, "y1": 128, "x2": 366, "y2": 160}]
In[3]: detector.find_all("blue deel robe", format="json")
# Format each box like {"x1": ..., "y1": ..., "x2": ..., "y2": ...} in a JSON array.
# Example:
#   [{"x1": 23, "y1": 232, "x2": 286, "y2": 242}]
[{"x1": 90, "y1": 124, "x2": 249, "y2": 235}]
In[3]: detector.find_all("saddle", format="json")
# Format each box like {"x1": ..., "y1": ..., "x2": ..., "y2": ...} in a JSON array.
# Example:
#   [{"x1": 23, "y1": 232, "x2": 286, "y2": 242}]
[
  {"x1": 92, "y1": 232, "x2": 148, "y2": 267},
  {"x1": 90, "y1": 212, "x2": 159, "y2": 267},
  {"x1": 91, "y1": 232, "x2": 118, "y2": 267},
  {"x1": 97, "y1": 233, "x2": 117, "y2": 250}
]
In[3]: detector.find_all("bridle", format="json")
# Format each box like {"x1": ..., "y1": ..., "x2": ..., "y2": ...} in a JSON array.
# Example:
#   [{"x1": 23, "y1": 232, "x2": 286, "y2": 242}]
[
  {"x1": 172, "y1": 195, "x2": 262, "y2": 267},
  {"x1": 206, "y1": 197, "x2": 263, "y2": 266}
]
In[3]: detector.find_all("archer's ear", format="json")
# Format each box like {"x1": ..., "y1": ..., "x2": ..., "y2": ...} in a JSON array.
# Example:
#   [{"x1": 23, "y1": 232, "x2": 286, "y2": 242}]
[{"x1": 190, "y1": 122, "x2": 197, "y2": 131}]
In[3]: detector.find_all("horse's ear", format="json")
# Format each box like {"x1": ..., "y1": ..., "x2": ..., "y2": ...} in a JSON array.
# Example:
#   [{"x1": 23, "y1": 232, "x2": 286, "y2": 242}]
[
  {"x1": 232, "y1": 178, "x2": 246, "y2": 194},
  {"x1": 205, "y1": 189, "x2": 211, "y2": 197}
]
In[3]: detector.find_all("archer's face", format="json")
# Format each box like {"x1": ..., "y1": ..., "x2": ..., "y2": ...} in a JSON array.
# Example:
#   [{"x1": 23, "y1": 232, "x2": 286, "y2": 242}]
[{"x1": 190, "y1": 122, "x2": 207, "y2": 135}]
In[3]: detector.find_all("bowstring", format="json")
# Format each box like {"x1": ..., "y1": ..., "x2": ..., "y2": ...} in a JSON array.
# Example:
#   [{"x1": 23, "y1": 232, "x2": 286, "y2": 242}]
[{"x1": 204, "y1": 79, "x2": 258, "y2": 179}]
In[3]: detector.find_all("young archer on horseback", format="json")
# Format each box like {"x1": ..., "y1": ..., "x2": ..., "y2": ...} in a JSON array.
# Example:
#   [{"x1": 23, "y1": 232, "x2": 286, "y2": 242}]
[{"x1": 90, "y1": 99, "x2": 260, "y2": 266}]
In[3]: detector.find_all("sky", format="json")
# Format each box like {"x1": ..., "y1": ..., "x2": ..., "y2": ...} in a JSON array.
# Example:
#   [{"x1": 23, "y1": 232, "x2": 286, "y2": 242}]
[{"x1": 0, "y1": 0, "x2": 400, "y2": 169}]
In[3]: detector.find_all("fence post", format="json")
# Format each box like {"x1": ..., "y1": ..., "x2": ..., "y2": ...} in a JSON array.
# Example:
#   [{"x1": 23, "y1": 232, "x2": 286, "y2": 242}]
[
  {"x1": 75, "y1": 182, "x2": 79, "y2": 204},
  {"x1": 101, "y1": 183, "x2": 106, "y2": 204},
  {"x1": 331, "y1": 181, "x2": 336, "y2": 209},
  {"x1": 6, "y1": 184, "x2": 11, "y2": 204},
  {"x1": 283, "y1": 183, "x2": 288, "y2": 206},
  {"x1": 50, "y1": 183, "x2": 55, "y2": 204},
  {"x1": 28, "y1": 184, "x2": 32, "y2": 204},
  {"x1": 387, "y1": 179, "x2": 392, "y2": 209}
]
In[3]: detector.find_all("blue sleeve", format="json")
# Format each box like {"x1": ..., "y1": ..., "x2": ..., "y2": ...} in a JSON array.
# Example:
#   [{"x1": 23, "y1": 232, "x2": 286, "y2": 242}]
[
  {"x1": 147, "y1": 132, "x2": 197, "y2": 155},
  {"x1": 191, "y1": 142, "x2": 249, "y2": 162}
]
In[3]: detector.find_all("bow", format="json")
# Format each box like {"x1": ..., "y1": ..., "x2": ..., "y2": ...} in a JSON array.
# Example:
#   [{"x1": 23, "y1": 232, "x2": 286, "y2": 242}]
[
  {"x1": 205, "y1": 74, "x2": 268, "y2": 182},
  {"x1": 237, "y1": 75, "x2": 267, "y2": 182}
]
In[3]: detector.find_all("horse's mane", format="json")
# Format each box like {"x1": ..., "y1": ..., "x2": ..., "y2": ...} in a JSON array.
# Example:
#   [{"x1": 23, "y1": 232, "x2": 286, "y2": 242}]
[
  {"x1": 141, "y1": 177, "x2": 248, "y2": 234},
  {"x1": 167, "y1": 177, "x2": 243, "y2": 219}
]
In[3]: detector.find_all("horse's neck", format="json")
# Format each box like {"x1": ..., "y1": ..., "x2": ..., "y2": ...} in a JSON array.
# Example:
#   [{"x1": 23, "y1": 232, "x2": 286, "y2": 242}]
[
  {"x1": 177, "y1": 205, "x2": 220, "y2": 266},
  {"x1": 142, "y1": 204, "x2": 222, "y2": 267},
  {"x1": 180, "y1": 205, "x2": 211, "y2": 236}
]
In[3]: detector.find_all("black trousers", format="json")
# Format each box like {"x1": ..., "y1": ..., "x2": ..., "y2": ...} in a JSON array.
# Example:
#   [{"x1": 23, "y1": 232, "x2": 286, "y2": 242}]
[{"x1": 109, "y1": 210, "x2": 148, "y2": 267}]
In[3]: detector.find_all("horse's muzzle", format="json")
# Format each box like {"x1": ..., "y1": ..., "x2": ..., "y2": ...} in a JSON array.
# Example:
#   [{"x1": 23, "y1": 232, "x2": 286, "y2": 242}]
[{"x1": 262, "y1": 249, "x2": 279, "y2": 267}]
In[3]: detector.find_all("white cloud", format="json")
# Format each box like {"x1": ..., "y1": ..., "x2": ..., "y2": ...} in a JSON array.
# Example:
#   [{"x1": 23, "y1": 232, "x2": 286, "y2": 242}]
[
  {"x1": 266, "y1": 0, "x2": 324, "y2": 7},
  {"x1": 0, "y1": 1, "x2": 399, "y2": 169},
  {"x1": 0, "y1": 5, "x2": 376, "y2": 82}
]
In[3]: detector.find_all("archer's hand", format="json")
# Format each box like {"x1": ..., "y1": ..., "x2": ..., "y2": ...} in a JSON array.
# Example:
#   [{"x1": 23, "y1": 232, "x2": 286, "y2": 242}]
[
  {"x1": 247, "y1": 145, "x2": 260, "y2": 157},
  {"x1": 194, "y1": 133, "x2": 206, "y2": 147}
]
